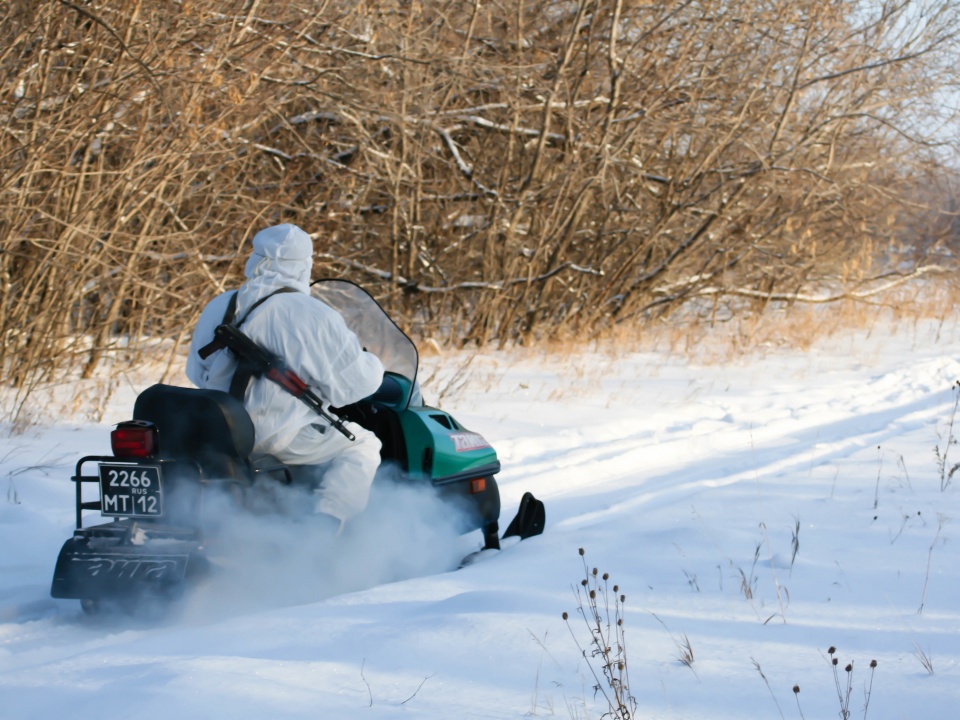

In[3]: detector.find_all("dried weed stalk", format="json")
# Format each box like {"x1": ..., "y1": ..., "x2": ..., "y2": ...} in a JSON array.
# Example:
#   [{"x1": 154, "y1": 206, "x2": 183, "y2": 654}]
[
  {"x1": 790, "y1": 647, "x2": 877, "y2": 720},
  {"x1": 934, "y1": 381, "x2": 960, "y2": 491},
  {"x1": 563, "y1": 548, "x2": 636, "y2": 719}
]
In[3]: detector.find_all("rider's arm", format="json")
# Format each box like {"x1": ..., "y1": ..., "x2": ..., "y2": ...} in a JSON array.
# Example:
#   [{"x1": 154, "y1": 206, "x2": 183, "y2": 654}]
[{"x1": 185, "y1": 292, "x2": 235, "y2": 387}]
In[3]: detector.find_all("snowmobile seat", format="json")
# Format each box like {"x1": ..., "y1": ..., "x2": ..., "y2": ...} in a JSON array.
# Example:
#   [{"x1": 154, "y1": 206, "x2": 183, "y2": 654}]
[{"x1": 133, "y1": 383, "x2": 255, "y2": 481}]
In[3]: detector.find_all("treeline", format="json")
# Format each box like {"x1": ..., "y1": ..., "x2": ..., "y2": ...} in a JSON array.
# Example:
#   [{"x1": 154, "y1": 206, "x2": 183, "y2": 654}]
[{"x1": 2, "y1": 0, "x2": 959, "y2": 396}]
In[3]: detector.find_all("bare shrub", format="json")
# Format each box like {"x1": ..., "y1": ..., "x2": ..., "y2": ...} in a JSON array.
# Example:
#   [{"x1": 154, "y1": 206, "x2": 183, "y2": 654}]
[{"x1": 2, "y1": 0, "x2": 959, "y2": 418}]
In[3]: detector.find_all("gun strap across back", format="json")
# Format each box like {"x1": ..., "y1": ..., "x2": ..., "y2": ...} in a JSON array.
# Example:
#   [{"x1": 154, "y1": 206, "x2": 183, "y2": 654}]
[
  {"x1": 224, "y1": 286, "x2": 299, "y2": 327},
  {"x1": 196, "y1": 287, "x2": 299, "y2": 401},
  {"x1": 195, "y1": 287, "x2": 355, "y2": 440}
]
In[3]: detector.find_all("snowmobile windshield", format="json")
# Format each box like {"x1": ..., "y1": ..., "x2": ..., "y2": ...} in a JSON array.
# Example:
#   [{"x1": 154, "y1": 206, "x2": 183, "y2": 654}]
[{"x1": 310, "y1": 279, "x2": 419, "y2": 408}]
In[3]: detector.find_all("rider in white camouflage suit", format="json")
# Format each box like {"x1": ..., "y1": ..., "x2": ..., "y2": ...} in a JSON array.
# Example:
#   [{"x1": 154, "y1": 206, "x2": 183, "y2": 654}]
[{"x1": 186, "y1": 224, "x2": 384, "y2": 531}]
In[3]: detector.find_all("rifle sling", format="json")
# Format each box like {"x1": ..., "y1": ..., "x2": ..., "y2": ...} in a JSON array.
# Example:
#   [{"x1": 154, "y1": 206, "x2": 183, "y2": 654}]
[{"x1": 196, "y1": 287, "x2": 299, "y2": 401}]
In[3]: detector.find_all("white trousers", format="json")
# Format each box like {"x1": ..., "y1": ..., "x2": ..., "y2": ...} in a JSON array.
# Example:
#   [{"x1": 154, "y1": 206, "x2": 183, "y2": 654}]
[{"x1": 275, "y1": 421, "x2": 382, "y2": 524}]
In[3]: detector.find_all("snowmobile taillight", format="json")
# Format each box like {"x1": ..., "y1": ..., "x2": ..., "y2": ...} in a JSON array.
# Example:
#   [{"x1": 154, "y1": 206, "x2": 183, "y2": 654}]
[
  {"x1": 469, "y1": 477, "x2": 487, "y2": 495},
  {"x1": 111, "y1": 421, "x2": 158, "y2": 458}
]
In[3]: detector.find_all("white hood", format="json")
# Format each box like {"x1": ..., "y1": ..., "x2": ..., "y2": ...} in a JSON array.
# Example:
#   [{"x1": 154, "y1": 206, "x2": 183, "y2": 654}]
[
  {"x1": 236, "y1": 224, "x2": 313, "y2": 318},
  {"x1": 186, "y1": 222, "x2": 385, "y2": 457}
]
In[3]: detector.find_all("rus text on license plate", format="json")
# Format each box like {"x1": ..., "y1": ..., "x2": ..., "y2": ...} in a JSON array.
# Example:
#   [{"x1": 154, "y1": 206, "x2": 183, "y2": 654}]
[{"x1": 98, "y1": 463, "x2": 163, "y2": 517}]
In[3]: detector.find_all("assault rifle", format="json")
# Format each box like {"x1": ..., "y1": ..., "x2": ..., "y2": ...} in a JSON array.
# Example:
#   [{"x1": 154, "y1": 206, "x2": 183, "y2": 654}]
[{"x1": 205, "y1": 323, "x2": 356, "y2": 441}]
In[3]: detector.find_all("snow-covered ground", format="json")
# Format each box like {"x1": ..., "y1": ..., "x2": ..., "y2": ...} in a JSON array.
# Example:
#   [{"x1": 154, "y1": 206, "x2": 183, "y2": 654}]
[{"x1": 2, "y1": 317, "x2": 959, "y2": 719}]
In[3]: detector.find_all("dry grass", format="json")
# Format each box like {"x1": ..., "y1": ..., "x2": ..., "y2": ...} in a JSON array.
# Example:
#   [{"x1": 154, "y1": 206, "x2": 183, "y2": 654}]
[
  {"x1": 463, "y1": 276, "x2": 960, "y2": 366},
  {"x1": 4, "y1": 276, "x2": 955, "y2": 427},
  {"x1": 404, "y1": 275, "x2": 960, "y2": 416}
]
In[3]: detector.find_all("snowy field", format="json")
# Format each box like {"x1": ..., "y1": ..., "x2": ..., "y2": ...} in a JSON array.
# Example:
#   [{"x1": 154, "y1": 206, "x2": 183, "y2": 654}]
[{"x1": 2, "y1": 316, "x2": 959, "y2": 720}]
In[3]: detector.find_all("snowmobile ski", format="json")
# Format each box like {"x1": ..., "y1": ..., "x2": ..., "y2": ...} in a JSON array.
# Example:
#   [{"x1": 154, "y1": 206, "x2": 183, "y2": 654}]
[
  {"x1": 502, "y1": 491, "x2": 545, "y2": 540},
  {"x1": 459, "y1": 492, "x2": 545, "y2": 567}
]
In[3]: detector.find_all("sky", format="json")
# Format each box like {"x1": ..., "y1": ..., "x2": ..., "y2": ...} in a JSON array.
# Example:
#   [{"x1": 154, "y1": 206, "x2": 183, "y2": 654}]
[{"x1": 1, "y1": 311, "x2": 959, "y2": 719}]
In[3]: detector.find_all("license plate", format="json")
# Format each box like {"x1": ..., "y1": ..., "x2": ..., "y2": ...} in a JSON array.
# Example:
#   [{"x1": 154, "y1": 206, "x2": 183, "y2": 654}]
[{"x1": 98, "y1": 463, "x2": 163, "y2": 517}]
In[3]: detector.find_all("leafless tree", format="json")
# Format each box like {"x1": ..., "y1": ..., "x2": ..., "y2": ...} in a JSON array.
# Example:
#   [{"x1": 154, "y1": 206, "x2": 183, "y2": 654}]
[{"x1": 2, "y1": 0, "x2": 958, "y2": 416}]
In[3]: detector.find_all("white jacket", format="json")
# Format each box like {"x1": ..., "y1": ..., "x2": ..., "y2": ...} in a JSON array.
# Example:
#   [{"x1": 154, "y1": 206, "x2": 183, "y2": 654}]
[{"x1": 186, "y1": 224, "x2": 385, "y2": 455}]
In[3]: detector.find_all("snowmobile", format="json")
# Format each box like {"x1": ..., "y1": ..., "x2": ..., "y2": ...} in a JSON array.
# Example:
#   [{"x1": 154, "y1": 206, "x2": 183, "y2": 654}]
[{"x1": 50, "y1": 279, "x2": 544, "y2": 612}]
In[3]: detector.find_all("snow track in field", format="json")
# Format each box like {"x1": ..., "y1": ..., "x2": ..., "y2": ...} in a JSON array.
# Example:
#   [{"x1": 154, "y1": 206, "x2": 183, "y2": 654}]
[{"x1": 2, "y1": 321, "x2": 960, "y2": 719}]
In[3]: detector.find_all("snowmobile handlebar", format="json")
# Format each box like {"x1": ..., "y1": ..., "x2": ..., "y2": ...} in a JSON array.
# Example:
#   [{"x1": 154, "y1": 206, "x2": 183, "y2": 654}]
[{"x1": 209, "y1": 323, "x2": 356, "y2": 441}]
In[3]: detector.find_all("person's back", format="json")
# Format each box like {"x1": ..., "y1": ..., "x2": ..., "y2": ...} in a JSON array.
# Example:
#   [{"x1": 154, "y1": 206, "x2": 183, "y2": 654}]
[{"x1": 187, "y1": 224, "x2": 385, "y2": 529}]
